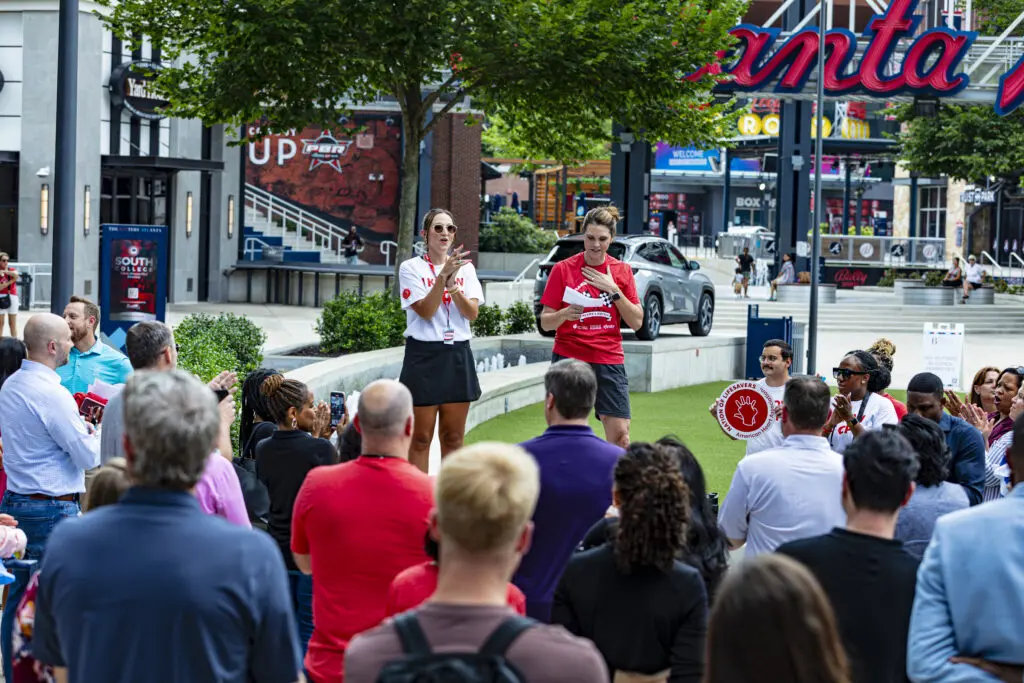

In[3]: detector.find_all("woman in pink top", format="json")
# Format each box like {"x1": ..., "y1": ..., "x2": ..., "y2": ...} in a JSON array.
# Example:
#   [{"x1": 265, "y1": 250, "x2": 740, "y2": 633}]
[{"x1": 194, "y1": 392, "x2": 251, "y2": 527}]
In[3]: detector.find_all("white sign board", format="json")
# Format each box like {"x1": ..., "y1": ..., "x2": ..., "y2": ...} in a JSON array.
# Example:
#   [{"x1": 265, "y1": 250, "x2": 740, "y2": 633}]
[{"x1": 922, "y1": 323, "x2": 965, "y2": 390}]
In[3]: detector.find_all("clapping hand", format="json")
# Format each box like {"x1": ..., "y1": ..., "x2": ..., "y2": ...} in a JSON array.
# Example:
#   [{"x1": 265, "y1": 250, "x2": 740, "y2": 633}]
[
  {"x1": 944, "y1": 389, "x2": 967, "y2": 417},
  {"x1": 208, "y1": 371, "x2": 239, "y2": 393},
  {"x1": 312, "y1": 401, "x2": 335, "y2": 439},
  {"x1": 833, "y1": 394, "x2": 854, "y2": 422},
  {"x1": 439, "y1": 246, "x2": 469, "y2": 283},
  {"x1": 962, "y1": 403, "x2": 995, "y2": 441},
  {"x1": 581, "y1": 267, "x2": 619, "y2": 295}
]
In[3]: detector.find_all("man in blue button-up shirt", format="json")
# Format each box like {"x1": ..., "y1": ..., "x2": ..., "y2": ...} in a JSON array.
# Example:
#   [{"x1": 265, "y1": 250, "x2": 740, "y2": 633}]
[
  {"x1": 0, "y1": 312, "x2": 101, "y2": 682},
  {"x1": 56, "y1": 295, "x2": 132, "y2": 395},
  {"x1": 907, "y1": 413, "x2": 1024, "y2": 682},
  {"x1": 906, "y1": 372, "x2": 986, "y2": 505}
]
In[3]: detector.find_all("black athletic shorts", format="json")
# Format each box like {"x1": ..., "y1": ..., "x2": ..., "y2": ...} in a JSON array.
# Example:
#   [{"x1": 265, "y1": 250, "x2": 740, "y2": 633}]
[{"x1": 552, "y1": 353, "x2": 631, "y2": 420}]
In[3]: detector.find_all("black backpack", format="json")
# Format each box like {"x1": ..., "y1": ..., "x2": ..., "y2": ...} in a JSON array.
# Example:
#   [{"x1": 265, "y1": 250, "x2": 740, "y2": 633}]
[{"x1": 376, "y1": 612, "x2": 536, "y2": 683}]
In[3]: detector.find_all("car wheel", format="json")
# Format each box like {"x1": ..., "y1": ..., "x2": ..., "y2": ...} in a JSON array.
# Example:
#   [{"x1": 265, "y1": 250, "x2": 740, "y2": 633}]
[
  {"x1": 636, "y1": 293, "x2": 662, "y2": 341},
  {"x1": 536, "y1": 317, "x2": 556, "y2": 338},
  {"x1": 689, "y1": 292, "x2": 714, "y2": 337}
]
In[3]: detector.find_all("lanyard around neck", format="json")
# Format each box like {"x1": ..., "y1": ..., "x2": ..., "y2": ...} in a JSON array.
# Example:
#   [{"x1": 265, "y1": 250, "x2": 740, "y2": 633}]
[{"x1": 424, "y1": 254, "x2": 452, "y2": 327}]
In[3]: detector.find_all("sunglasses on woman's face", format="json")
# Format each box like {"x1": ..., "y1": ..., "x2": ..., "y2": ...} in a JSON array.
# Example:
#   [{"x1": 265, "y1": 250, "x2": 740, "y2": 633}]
[
  {"x1": 833, "y1": 368, "x2": 869, "y2": 381},
  {"x1": 431, "y1": 224, "x2": 457, "y2": 234}
]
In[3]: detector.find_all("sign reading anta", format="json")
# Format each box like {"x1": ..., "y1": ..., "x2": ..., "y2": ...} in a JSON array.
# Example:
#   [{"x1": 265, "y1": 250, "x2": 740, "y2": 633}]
[{"x1": 687, "y1": 0, "x2": 1024, "y2": 116}]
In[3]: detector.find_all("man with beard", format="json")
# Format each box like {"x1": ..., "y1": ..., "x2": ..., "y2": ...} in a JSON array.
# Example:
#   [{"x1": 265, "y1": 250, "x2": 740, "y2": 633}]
[
  {"x1": 711, "y1": 339, "x2": 792, "y2": 456},
  {"x1": 57, "y1": 295, "x2": 132, "y2": 395},
  {"x1": 0, "y1": 313, "x2": 100, "y2": 682}
]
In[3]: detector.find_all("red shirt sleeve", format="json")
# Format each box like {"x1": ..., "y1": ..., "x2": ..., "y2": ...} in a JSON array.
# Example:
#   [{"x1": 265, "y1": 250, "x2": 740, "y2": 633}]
[
  {"x1": 616, "y1": 263, "x2": 640, "y2": 304},
  {"x1": 540, "y1": 262, "x2": 566, "y2": 310},
  {"x1": 507, "y1": 584, "x2": 527, "y2": 615},
  {"x1": 290, "y1": 473, "x2": 315, "y2": 555}
]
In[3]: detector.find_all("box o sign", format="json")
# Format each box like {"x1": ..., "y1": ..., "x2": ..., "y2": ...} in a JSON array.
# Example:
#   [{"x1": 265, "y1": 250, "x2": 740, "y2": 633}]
[{"x1": 715, "y1": 382, "x2": 776, "y2": 440}]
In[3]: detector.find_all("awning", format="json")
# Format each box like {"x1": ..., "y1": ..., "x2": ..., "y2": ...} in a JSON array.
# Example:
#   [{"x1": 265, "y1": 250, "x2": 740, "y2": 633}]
[
  {"x1": 481, "y1": 160, "x2": 502, "y2": 181},
  {"x1": 101, "y1": 155, "x2": 225, "y2": 172}
]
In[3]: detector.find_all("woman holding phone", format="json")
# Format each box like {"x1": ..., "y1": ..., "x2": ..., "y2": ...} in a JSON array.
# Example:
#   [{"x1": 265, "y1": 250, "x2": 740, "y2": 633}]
[
  {"x1": 398, "y1": 208, "x2": 483, "y2": 472},
  {"x1": 255, "y1": 373, "x2": 338, "y2": 657}
]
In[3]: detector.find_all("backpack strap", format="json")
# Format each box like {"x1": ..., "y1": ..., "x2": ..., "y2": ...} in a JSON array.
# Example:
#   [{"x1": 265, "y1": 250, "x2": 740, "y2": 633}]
[
  {"x1": 392, "y1": 612, "x2": 432, "y2": 656},
  {"x1": 479, "y1": 616, "x2": 537, "y2": 657}
]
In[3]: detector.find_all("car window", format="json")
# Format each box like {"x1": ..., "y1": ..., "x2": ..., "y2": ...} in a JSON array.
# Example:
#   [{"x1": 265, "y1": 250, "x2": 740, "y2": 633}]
[
  {"x1": 667, "y1": 245, "x2": 689, "y2": 270},
  {"x1": 638, "y1": 243, "x2": 671, "y2": 266},
  {"x1": 548, "y1": 241, "x2": 627, "y2": 263}
]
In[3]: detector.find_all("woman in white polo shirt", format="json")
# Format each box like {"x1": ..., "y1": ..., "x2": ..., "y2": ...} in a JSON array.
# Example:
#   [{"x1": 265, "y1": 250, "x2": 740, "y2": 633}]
[
  {"x1": 825, "y1": 349, "x2": 898, "y2": 454},
  {"x1": 398, "y1": 208, "x2": 483, "y2": 472}
]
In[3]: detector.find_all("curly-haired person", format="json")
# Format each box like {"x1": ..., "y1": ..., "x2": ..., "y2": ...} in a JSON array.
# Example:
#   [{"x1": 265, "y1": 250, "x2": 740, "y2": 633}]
[{"x1": 553, "y1": 443, "x2": 707, "y2": 683}]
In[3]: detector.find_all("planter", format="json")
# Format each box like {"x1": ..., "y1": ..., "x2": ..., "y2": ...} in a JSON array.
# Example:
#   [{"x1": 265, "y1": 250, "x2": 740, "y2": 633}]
[
  {"x1": 893, "y1": 279, "x2": 923, "y2": 294},
  {"x1": 777, "y1": 284, "x2": 837, "y2": 304},
  {"x1": 477, "y1": 252, "x2": 544, "y2": 278},
  {"x1": 898, "y1": 286, "x2": 955, "y2": 306},
  {"x1": 965, "y1": 286, "x2": 995, "y2": 305}
]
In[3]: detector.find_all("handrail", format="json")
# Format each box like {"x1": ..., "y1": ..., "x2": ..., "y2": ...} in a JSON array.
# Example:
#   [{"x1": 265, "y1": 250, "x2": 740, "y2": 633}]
[
  {"x1": 244, "y1": 184, "x2": 349, "y2": 261},
  {"x1": 379, "y1": 240, "x2": 397, "y2": 267},
  {"x1": 243, "y1": 236, "x2": 272, "y2": 260},
  {"x1": 1011, "y1": 252, "x2": 1024, "y2": 278},
  {"x1": 979, "y1": 251, "x2": 1005, "y2": 277},
  {"x1": 512, "y1": 258, "x2": 541, "y2": 284}
]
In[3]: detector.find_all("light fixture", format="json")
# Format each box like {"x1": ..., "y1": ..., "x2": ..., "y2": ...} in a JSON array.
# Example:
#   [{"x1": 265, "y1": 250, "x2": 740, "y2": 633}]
[
  {"x1": 40, "y1": 184, "x2": 49, "y2": 235},
  {"x1": 83, "y1": 185, "x2": 91, "y2": 237},
  {"x1": 227, "y1": 194, "x2": 235, "y2": 238},
  {"x1": 186, "y1": 191, "x2": 193, "y2": 238},
  {"x1": 758, "y1": 182, "x2": 767, "y2": 191}
]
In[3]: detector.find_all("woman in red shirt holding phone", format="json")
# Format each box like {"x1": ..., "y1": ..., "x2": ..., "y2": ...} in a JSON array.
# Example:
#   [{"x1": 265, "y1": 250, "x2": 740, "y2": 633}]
[{"x1": 539, "y1": 206, "x2": 644, "y2": 447}]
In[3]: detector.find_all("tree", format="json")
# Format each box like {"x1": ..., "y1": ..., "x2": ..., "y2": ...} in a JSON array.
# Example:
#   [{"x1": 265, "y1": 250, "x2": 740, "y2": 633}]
[
  {"x1": 482, "y1": 114, "x2": 611, "y2": 166},
  {"x1": 894, "y1": 103, "x2": 1024, "y2": 181},
  {"x1": 100, "y1": 0, "x2": 744, "y2": 288}
]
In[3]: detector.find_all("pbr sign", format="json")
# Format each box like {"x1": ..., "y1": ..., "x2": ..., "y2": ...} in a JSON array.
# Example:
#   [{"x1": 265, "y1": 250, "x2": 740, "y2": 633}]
[{"x1": 716, "y1": 382, "x2": 777, "y2": 440}]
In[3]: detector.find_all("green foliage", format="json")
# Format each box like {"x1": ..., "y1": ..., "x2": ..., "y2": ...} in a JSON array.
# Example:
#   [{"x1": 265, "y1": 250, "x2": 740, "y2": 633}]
[
  {"x1": 923, "y1": 270, "x2": 946, "y2": 287},
  {"x1": 894, "y1": 102, "x2": 1024, "y2": 181},
  {"x1": 472, "y1": 304, "x2": 505, "y2": 338},
  {"x1": 316, "y1": 291, "x2": 406, "y2": 354},
  {"x1": 99, "y1": 0, "x2": 746, "y2": 284},
  {"x1": 479, "y1": 209, "x2": 558, "y2": 254},
  {"x1": 878, "y1": 270, "x2": 896, "y2": 287},
  {"x1": 975, "y1": 0, "x2": 1024, "y2": 32},
  {"x1": 482, "y1": 114, "x2": 611, "y2": 166},
  {"x1": 174, "y1": 313, "x2": 267, "y2": 383},
  {"x1": 503, "y1": 301, "x2": 535, "y2": 334},
  {"x1": 994, "y1": 278, "x2": 1010, "y2": 293}
]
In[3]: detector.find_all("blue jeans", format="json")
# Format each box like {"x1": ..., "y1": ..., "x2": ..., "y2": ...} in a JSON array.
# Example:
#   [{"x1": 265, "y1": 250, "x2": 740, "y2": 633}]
[
  {"x1": 288, "y1": 570, "x2": 314, "y2": 658},
  {"x1": 0, "y1": 492, "x2": 80, "y2": 683}
]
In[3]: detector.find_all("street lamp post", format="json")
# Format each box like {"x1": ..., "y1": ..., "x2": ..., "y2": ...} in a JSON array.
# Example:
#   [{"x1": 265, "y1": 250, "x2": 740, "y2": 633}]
[
  {"x1": 808, "y1": 0, "x2": 827, "y2": 376},
  {"x1": 51, "y1": 0, "x2": 79, "y2": 313}
]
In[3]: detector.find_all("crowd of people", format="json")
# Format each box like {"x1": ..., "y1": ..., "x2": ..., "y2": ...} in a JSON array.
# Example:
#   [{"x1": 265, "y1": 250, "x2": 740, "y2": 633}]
[{"x1": 0, "y1": 206, "x2": 1016, "y2": 682}]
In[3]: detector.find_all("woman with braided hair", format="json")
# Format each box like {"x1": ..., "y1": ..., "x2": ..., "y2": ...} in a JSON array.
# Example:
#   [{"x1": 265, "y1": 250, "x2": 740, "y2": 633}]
[
  {"x1": 240, "y1": 367, "x2": 280, "y2": 461},
  {"x1": 867, "y1": 337, "x2": 907, "y2": 420},
  {"x1": 825, "y1": 349, "x2": 899, "y2": 454},
  {"x1": 255, "y1": 373, "x2": 338, "y2": 657},
  {"x1": 553, "y1": 443, "x2": 707, "y2": 683}
]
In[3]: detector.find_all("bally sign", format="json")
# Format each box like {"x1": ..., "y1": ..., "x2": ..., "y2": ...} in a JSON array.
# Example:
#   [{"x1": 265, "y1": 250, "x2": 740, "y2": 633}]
[
  {"x1": 687, "y1": 0, "x2": 1024, "y2": 117},
  {"x1": 109, "y1": 60, "x2": 169, "y2": 121}
]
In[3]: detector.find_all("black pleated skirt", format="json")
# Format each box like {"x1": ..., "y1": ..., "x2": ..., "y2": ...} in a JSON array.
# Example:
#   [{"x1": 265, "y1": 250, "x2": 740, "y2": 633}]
[{"x1": 399, "y1": 337, "x2": 482, "y2": 407}]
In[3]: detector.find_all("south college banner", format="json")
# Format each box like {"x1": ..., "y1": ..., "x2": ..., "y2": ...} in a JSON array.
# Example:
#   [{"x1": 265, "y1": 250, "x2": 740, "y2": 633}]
[{"x1": 99, "y1": 224, "x2": 169, "y2": 351}]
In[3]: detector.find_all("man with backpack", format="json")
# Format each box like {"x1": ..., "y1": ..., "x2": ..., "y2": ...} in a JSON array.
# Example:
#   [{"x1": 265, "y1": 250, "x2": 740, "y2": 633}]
[{"x1": 344, "y1": 442, "x2": 607, "y2": 683}]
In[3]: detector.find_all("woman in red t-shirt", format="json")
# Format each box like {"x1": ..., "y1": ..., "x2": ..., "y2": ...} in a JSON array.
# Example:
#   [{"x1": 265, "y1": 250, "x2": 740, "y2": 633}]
[
  {"x1": 0, "y1": 253, "x2": 19, "y2": 338},
  {"x1": 538, "y1": 206, "x2": 644, "y2": 447}
]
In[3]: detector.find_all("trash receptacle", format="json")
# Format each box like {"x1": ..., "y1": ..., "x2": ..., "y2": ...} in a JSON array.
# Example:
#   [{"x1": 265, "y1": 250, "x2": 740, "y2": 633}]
[
  {"x1": 16, "y1": 272, "x2": 31, "y2": 312},
  {"x1": 745, "y1": 304, "x2": 795, "y2": 379}
]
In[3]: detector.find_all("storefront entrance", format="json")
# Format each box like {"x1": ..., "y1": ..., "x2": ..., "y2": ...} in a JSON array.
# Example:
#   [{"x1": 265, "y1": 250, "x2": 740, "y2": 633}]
[{"x1": 100, "y1": 170, "x2": 170, "y2": 226}]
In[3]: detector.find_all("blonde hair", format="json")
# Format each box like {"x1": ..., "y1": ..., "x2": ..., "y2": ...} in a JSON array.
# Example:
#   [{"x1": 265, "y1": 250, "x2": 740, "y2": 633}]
[
  {"x1": 84, "y1": 458, "x2": 131, "y2": 512},
  {"x1": 435, "y1": 443, "x2": 540, "y2": 553},
  {"x1": 581, "y1": 205, "x2": 621, "y2": 236}
]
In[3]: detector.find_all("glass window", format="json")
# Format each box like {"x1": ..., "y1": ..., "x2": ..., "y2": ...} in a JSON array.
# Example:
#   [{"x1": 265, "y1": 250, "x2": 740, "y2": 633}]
[
  {"x1": 639, "y1": 243, "x2": 671, "y2": 266},
  {"x1": 919, "y1": 187, "x2": 947, "y2": 239},
  {"x1": 667, "y1": 244, "x2": 689, "y2": 269}
]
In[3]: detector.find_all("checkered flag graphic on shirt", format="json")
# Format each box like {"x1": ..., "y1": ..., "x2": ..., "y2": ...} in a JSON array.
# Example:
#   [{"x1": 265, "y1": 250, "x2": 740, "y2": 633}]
[{"x1": 597, "y1": 292, "x2": 613, "y2": 307}]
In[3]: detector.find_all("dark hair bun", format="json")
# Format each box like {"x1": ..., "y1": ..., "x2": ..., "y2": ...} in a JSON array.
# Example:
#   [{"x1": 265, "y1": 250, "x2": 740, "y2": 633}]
[{"x1": 260, "y1": 374, "x2": 286, "y2": 397}]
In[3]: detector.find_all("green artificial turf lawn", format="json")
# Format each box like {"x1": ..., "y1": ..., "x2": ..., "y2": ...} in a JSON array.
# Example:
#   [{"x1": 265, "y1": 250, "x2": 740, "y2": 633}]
[{"x1": 466, "y1": 382, "x2": 908, "y2": 498}]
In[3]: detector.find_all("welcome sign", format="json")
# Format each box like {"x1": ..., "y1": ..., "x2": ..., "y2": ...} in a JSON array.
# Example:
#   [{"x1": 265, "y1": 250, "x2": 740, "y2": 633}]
[{"x1": 688, "y1": 0, "x2": 1024, "y2": 116}]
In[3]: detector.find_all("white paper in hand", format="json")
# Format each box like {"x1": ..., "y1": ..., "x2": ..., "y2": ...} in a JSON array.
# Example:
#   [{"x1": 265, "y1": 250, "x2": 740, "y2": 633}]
[{"x1": 562, "y1": 286, "x2": 604, "y2": 308}]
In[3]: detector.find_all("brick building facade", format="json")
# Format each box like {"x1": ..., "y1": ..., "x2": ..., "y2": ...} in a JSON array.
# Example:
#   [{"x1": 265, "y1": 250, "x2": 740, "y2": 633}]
[{"x1": 430, "y1": 113, "x2": 481, "y2": 260}]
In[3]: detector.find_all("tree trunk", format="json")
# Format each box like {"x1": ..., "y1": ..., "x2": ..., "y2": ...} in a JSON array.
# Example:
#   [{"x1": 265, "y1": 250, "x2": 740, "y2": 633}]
[{"x1": 393, "y1": 99, "x2": 422, "y2": 296}]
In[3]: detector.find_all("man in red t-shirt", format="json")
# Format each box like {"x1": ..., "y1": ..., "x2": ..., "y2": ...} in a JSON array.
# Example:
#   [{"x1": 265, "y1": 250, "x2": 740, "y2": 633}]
[
  {"x1": 538, "y1": 206, "x2": 643, "y2": 447},
  {"x1": 291, "y1": 379, "x2": 433, "y2": 683}
]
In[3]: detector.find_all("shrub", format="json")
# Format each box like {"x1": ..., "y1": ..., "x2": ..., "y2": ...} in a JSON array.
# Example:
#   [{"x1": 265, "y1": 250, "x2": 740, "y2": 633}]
[
  {"x1": 479, "y1": 208, "x2": 558, "y2": 254},
  {"x1": 993, "y1": 278, "x2": 1010, "y2": 293},
  {"x1": 878, "y1": 270, "x2": 896, "y2": 287},
  {"x1": 472, "y1": 303, "x2": 504, "y2": 337},
  {"x1": 923, "y1": 270, "x2": 945, "y2": 287},
  {"x1": 316, "y1": 291, "x2": 406, "y2": 354},
  {"x1": 175, "y1": 313, "x2": 267, "y2": 383},
  {"x1": 503, "y1": 300, "x2": 535, "y2": 334}
]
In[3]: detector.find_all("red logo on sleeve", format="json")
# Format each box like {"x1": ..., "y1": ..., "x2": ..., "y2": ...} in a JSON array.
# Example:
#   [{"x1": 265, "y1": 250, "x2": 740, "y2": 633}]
[{"x1": 402, "y1": 288, "x2": 411, "y2": 299}]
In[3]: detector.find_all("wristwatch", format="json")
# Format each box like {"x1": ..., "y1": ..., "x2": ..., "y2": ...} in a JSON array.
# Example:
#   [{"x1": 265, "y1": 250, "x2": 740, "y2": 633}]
[
  {"x1": 846, "y1": 417, "x2": 860, "y2": 427},
  {"x1": 609, "y1": 292, "x2": 622, "y2": 302}
]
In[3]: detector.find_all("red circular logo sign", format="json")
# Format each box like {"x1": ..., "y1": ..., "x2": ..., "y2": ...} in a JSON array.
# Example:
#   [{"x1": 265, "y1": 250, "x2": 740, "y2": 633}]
[
  {"x1": 716, "y1": 382, "x2": 776, "y2": 439},
  {"x1": 402, "y1": 288, "x2": 411, "y2": 299}
]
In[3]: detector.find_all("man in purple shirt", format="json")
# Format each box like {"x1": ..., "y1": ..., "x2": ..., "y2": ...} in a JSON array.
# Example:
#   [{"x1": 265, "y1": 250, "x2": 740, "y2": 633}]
[{"x1": 514, "y1": 359, "x2": 623, "y2": 621}]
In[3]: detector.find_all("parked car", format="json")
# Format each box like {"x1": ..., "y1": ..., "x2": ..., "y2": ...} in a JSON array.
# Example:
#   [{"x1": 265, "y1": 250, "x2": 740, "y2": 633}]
[{"x1": 533, "y1": 235, "x2": 715, "y2": 341}]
